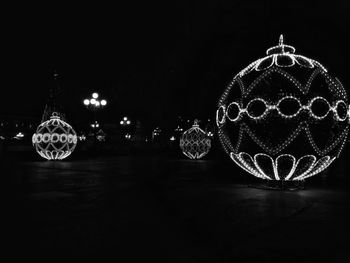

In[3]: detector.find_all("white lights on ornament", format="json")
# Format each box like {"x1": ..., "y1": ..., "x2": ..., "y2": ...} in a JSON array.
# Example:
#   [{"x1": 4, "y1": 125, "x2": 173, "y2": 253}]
[
  {"x1": 235, "y1": 35, "x2": 328, "y2": 78},
  {"x1": 224, "y1": 96, "x2": 348, "y2": 122},
  {"x1": 230, "y1": 152, "x2": 335, "y2": 181},
  {"x1": 32, "y1": 112, "x2": 77, "y2": 160},
  {"x1": 179, "y1": 119, "x2": 211, "y2": 159},
  {"x1": 216, "y1": 35, "x2": 349, "y2": 181}
]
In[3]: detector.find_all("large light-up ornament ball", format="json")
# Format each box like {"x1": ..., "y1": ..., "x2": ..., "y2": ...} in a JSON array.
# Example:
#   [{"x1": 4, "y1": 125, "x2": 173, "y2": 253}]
[
  {"x1": 216, "y1": 35, "x2": 349, "y2": 181},
  {"x1": 32, "y1": 112, "x2": 78, "y2": 160},
  {"x1": 180, "y1": 119, "x2": 211, "y2": 159}
]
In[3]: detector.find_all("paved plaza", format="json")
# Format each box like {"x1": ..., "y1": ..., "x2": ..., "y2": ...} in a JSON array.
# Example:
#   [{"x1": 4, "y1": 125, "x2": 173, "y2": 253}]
[{"x1": 4, "y1": 155, "x2": 350, "y2": 261}]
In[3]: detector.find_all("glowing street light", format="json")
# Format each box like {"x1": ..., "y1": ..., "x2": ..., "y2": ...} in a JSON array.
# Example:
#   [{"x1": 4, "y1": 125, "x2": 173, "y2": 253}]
[
  {"x1": 120, "y1": 116, "x2": 131, "y2": 126},
  {"x1": 84, "y1": 93, "x2": 107, "y2": 110},
  {"x1": 83, "y1": 92, "x2": 107, "y2": 142},
  {"x1": 91, "y1": 121, "x2": 100, "y2": 128}
]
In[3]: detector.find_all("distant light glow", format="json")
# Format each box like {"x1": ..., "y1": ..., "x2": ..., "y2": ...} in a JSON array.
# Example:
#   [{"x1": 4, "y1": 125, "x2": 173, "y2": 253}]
[
  {"x1": 170, "y1": 136, "x2": 176, "y2": 141},
  {"x1": 95, "y1": 101, "x2": 100, "y2": 107},
  {"x1": 175, "y1": 126, "x2": 183, "y2": 132},
  {"x1": 83, "y1": 99, "x2": 90, "y2": 105},
  {"x1": 92, "y1": 92, "x2": 99, "y2": 99},
  {"x1": 101, "y1": 99, "x2": 107, "y2": 106},
  {"x1": 90, "y1": 98, "x2": 96, "y2": 105},
  {"x1": 91, "y1": 122, "x2": 99, "y2": 128},
  {"x1": 126, "y1": 120, "x2": 131, "y2": 125},
  {"x1": 123, "y1": 117, "x2": 128, "y2": 121},
  {"x1": 16, "y1": 132, "x2": 24, "y2": 138}
]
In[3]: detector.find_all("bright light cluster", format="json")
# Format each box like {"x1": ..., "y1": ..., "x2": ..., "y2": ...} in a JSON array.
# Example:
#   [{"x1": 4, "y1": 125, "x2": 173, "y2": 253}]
[
  {"x1": 216, "y1": 35, "x2": 349, "y2": 181},
  {"x1": 84, "y1": 92, "x2": 107, "y2": 107},
  {"x1": 32, "y1": 112, "x2": 77, "y2": 160},
  {"x1": 180, "y1": 120, "x2": 211, "y2": 159}
]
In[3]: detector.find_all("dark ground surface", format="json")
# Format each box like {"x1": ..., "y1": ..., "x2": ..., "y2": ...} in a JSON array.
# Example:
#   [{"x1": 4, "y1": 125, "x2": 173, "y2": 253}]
[{"x1": 3, "y1": 153, "x2": 350, "y2": 262}]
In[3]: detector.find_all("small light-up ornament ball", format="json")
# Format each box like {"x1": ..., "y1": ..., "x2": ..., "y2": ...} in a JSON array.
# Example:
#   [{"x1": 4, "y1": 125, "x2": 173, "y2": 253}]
[
  {"x1": 32, "y1": 112, "x2": 78, "y2": 160},
  {"x1": 180, "y1": 119, "x2": 211, "y2": 159},
  {"x1": 216, "y1": 35, "x2": 349, "y2": 181}
]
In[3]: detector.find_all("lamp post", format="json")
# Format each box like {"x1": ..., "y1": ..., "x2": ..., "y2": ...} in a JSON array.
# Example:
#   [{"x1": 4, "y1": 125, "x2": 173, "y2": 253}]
[
  {"x1": 83, "y1": 92, "x2": 107, "y2": 143},
  {"x1": 120, "y1": 116, "x2": 132, "y2": 141}
]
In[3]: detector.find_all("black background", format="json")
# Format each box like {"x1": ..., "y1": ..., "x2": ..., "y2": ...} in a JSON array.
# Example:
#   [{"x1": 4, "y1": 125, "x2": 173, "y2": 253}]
[{"x1": 3, "y1": 1, "x2": 349, "y2": 131}]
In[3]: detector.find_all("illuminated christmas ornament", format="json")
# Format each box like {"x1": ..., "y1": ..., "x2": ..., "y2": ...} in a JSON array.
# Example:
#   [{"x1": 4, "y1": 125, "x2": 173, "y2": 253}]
[
  {"x1": 32, "y1": 112, "x2": 78, "y2": 160},
  {"x1": 180, "y1": 119, "x2": 211, "y2": 159},
  {"x1": 216, "y1": 35, "x2": 349, "y2": 181}
]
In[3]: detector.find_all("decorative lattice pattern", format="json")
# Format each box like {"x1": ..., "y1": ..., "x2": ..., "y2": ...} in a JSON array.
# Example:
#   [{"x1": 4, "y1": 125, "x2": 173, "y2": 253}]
[
  {"x1": 216, "y1": 35, "x2": 349, "y2": 181},
  {"x1": 180, "y1": 120, "x2": 211, "y2": 159},
  {"x1": 32, "y1": 112, "x2": 77, "y2": 160}
]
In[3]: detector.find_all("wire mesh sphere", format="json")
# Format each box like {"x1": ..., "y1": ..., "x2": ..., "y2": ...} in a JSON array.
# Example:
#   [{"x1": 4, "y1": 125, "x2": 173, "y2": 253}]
[
  {"x1": 180, "y1": 120, "x2": 211, "y2": 159},
  {"x1": 216, "y1": 35, "x2": 349, "y2": 181},
  {"x1": 32, "y1": 112, "x2": 78, "y2": 160}
]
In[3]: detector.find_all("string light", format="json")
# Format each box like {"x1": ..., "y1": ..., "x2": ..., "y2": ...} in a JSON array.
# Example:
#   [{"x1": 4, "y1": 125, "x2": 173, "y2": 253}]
[
  {"x1": 230, "y1": 152, "x2": 335, "y2": 181},
  {"x1": 223, "y1": 96, "x2": 348, "y2": 122}
]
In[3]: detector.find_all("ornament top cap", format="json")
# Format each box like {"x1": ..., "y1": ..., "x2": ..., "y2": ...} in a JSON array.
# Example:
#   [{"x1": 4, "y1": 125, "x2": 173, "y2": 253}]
[
  {"x1": 50, "y1": 112, "x2": 60, "y2": 119},
  {"x1": 266, "y1": 34, "x2": 296, "y2": 55},
  {"x1": 193, "y1": 119, "x2": 199, "y2": 127}
]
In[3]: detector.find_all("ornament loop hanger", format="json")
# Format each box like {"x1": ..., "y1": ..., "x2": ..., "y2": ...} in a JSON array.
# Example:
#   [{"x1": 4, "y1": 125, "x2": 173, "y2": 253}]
[
  {"x1": 266, "y1": 34, "x2": 296, "y2": 55},
  {"x1": 193, "y1": 119, "x2": 200, "y2": 127},
  {"x1": 50, "y1": 112, "x2": 60, "y2": 119}
]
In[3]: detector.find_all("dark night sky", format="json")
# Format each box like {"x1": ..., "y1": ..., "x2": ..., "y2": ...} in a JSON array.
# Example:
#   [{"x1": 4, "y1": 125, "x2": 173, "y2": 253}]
[{"x1": 3, "y1": 1, "x2": 350, "y2": 130}]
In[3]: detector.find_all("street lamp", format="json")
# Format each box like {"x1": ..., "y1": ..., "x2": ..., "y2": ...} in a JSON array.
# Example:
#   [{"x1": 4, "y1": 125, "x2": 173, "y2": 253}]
[
  {"x1": 83, "y1": 92, "x2": 107, "y2": 109},
  {"x1": 120, "y1": 116, "x2": 131, "y2": 126},
  {"x1": 83, "y1": 92, "x2": 107, "y2": 142}
]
